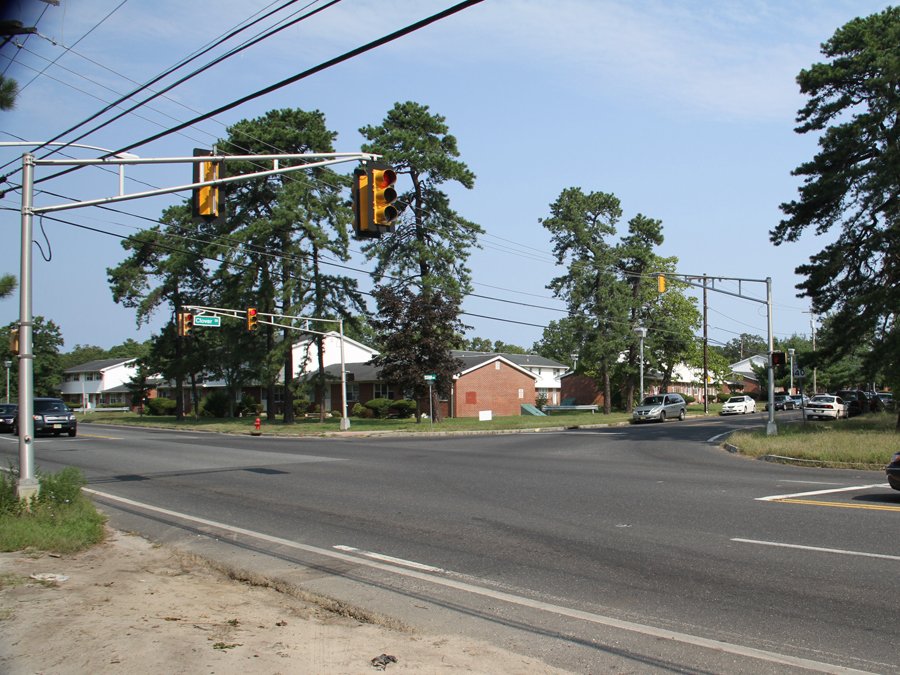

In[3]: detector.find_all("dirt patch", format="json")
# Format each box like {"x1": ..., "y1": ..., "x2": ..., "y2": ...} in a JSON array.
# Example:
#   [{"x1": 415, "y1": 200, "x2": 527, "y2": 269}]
[{"x1": 0, "y1": 528, "x2": 569, "y2": 674}]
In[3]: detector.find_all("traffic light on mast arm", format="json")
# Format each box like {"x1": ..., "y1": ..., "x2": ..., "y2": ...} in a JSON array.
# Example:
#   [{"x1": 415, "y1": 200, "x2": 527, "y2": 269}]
[
  {"x1": 246, "y1": 307, "x2": 259, "y2": 331},
  {"x1": 191, "y1": 148, "x2": 224, "y2": 222},
  {"x1": 352, "y1": 163, "x2": 399, "y2": 238},
  {"x1": 657, "y1": 274, "x2": 667, "y2": 293},
  {"x1": 177, "y1": 311, "x2": 193, "y2": 337}
]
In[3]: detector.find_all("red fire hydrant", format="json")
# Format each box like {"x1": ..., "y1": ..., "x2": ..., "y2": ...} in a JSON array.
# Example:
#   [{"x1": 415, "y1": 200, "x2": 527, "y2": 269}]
[
  {"x1": 254, "y1": 417, "x2": 261, "y2": 431},
  {"x1": 251, "y1": 416, "x2": 261, "y2": 436}
]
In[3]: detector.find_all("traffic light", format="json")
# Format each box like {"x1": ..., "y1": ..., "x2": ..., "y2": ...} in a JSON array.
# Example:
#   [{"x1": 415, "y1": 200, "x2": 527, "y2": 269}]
[
  {"x1": 352, "y1": 164, "x2": 399, "y2": 238},
  {"x1": 246, "y1": 307, "x2": 258, "y2": 331},
  {"x1": 192, "y1": 148, "x2": 223, "y2": 221},
  {"x1": 657, "y1": 274, "x2": 667, "y2": 293},
  {"x1": 177, "y1": 311, "x2": 193, "y2": 337},
  {"x1": 9, "y1": 327, "x2": 18, "y2": 355},
  {"x1": 371, "y1": 167, "x2": 398, "y2": 225},
  {"x1": 771, "y1": 351, "x2": 786, "y2": 366}
]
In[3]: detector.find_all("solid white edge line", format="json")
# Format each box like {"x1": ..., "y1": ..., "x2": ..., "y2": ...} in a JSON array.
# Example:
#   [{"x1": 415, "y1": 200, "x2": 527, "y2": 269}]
[
  {"x1": 732, "y1": 538, "x2": 900, "y2": 562},
  {"x1": 83, "y1": 488, "x2": 876, "y2": 675},
  {"x1": 333, "y1": 544, "x2": 444, "y2": 572},
  {"x1": 757, "y1": 484, "x2": 889, "y2": 501}
]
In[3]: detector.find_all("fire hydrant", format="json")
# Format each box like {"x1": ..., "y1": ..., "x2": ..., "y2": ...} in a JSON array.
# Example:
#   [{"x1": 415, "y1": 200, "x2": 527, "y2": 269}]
[{"x1": 251, "y1": 416, "x2": 262, "y2": 436}]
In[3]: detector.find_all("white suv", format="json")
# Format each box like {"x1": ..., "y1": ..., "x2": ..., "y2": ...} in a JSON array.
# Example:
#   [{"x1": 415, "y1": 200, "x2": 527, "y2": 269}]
[{"x1": 720, "y1": 395, "x2": 755, "y2": 415}]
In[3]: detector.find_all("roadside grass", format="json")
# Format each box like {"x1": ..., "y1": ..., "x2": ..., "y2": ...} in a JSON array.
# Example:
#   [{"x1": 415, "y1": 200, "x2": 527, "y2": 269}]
[
  {"x1": 0, "y1": 467, "x2": 106, "y2": 554},
  {"x1": 726, "y1": 412, "x2": 898, "y2": 469},
  {"x1": 78, "y1": 408, "x2": 643, "y2": 434}
]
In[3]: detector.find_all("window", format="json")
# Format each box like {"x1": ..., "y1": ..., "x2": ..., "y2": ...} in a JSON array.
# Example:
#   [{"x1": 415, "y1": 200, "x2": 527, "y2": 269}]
[
  {"x1": 374, "y1": 383, "x2": 395, "y2": 399},
  {"x1": 347, "y1": 382, "x2": 359, "y2": 402}
]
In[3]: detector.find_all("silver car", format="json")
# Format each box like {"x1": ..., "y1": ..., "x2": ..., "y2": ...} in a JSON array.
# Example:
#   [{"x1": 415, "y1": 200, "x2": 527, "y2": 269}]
[{"x1": 632, "y1": 393, "x2": 686, "y2": 423}]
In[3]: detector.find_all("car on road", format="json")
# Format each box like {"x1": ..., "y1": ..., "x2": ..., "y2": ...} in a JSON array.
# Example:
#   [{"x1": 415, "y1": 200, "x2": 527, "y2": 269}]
[
  {"x1": 12, "y1": 398, "x2": 77, "y2": 437},
  {"x1": 790, "y1": 394, "x2": 809, "y2": 408},
  {"x1": 803, "y1": 394, "x2": 848, "y2": 420},
  {"x1": 836, "y1": 389, "x2": 868, "y2": 417},
  {"x1": 887, "y1": 452, "x2": 900, "y2": 491},
  {"x1": 632, "y1": 393, "x2": 686, "y2": 423},
  {"x1": 0, "y1": 403, "x2": 16, "y2": 433},
  {"x1": 720, "y1": 395, "x2": 755, "y2": 415},
  {"x1": 765, "y1": 393, "x2": 795, "y2": 411}
]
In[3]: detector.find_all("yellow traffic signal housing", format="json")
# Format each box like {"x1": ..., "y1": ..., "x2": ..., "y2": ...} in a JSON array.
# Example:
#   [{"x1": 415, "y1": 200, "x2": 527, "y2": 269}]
[
  {"x1": 371, "y1": 168, "x2": 398, "y2": 225},
  {"x1": 192, "y1": 148, "x2": 223, "y2": 221},
  {"x1": 352, "y1": 164, "x2": 399, "y2": 238},
  {"x1": 657, "y1": 274, "x2": 667, "y2": 293},
  {"x1": 246, "y1": 307, "x2": 259, "y2": 331},
  {"x1": 9, "y1": 327, "x2": 19, "y2": 355},
  {"x1": 177, "y1": 311, "x2": 193, "y2": 337}
]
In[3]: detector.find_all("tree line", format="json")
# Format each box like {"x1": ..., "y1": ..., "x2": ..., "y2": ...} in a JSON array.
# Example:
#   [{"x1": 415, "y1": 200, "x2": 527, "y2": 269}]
[{"x1": 2, "y1": 8, "x2": 898, "y2": 427}]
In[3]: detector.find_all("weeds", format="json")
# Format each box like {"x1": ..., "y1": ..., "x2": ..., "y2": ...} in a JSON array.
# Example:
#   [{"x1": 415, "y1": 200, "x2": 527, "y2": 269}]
[{"x1": 0, "y1": 467, "x2": 106, "y2": 554}]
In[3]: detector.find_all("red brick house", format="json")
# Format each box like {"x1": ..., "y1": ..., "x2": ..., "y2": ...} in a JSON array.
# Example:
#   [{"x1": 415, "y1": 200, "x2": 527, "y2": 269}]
[{"x1": 318, "y1": 353, "x2": 539, "y2": 418}]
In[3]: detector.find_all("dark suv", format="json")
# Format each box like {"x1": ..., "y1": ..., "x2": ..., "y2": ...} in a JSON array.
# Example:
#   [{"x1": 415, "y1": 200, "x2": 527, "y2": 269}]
[{"x1": 13, "y1": 398, "x2": 78, "y2": 437}]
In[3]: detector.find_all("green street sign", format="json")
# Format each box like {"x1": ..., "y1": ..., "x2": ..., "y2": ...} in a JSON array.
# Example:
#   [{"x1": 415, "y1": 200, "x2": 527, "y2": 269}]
[
  {"x1": 192, "y1": 315, "x2": 221, "y2": 327},
  {"x1": 424, "y1": 374, "x2": 436, "y2": 381}
]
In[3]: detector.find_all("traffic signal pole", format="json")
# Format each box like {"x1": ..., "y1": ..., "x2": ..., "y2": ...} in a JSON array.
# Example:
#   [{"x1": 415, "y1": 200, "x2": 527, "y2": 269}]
[
  {"x1": 184, "y1": 306, "x2": 351, "y2": 431},
  {"x1": 13, "y1": 147, "x2": 379, "y2": 499}
]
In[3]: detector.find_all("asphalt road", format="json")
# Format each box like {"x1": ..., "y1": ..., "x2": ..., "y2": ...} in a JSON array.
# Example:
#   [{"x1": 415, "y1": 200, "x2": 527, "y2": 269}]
[{"x1": 3, "y1": 412, "x2": 897, "y2": 673}]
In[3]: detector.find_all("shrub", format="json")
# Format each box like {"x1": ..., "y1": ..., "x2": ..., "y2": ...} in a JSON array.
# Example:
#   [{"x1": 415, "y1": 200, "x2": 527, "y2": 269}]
[
  {"x1": 682, "y1": 394, "x2": 695, "y2": 404},
  {"x1": 351, "y1": 402, "x2": 372, "y2": 418},
  {"x1": 146, "y1": 397, "x2": 176, "y2": 416},
  {"x1": 199, "y1": 391, "x2": 230, "y2": 418},
  {"x1": 239, "y1": 394, "x2": 261, "y2": 416},
  {"x1": 388, "y1": 400, "x2": 417, "y2": 418},
  {"x1": 293, "y1": 398, "x2": 311, "y2": 416},
  {"x1": 535, "y1": 392, "x2": 549, "y2": 408},
  {"x1": 364, "y1": 398, "x2": 394, "y2": 418}
]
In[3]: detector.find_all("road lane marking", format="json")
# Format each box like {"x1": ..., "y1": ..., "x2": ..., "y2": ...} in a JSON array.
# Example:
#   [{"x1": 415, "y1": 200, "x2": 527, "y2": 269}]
[
  {"x1": 84, "y1": 487, "x2": 877, "y2": 675},
  {"x1": 732, "y1": 538, "x2": 900, "y2": 562},
  {"x1": 757, "y1": 484, "x2": 889, "y2": 501},
  {"x1": 765, "y1": 499, "x2": 900, "y2": 512},
  {"x1": 334, "y1": 545, "x2": 445, "y2": 572}
]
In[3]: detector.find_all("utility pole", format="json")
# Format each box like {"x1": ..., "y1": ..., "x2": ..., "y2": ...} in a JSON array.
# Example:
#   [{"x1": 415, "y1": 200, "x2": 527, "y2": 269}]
[{"x1": 702, "y1": 275, "x2": 709, "y2": 415}]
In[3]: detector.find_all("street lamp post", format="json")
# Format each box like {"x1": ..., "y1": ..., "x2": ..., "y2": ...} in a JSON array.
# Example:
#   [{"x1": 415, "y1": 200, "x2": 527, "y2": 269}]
[
  {"x1": 788, "y1": 348, "x2": 795, "y2": 395},
  {"x1": 633, "y1": 327, "x2": 647, "y2": 403},
  {"x1": 4, "y1": 360, "x2": 10, "y2": 403}
]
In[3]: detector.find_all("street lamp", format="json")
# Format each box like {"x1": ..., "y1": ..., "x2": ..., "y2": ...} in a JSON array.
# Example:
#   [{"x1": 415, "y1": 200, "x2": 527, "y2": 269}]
[
  {"x1": 4, "y1": 360, "x2": 10, "y2": 403},
  {"x1": 570, "y1": 352, "x2": 579, "y2": 372},
  {"x1": 633, "y1": 327, "x2": 647, "y2": 403},
  {"x1": 788, "y1": 348, "x2": 795, "y2": 395}
]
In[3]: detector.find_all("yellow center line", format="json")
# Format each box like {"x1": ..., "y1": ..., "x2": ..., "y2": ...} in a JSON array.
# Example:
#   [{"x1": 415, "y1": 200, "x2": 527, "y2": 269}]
[{"x1": 772, "y1": 498, "x2": 900, "y2": 512}]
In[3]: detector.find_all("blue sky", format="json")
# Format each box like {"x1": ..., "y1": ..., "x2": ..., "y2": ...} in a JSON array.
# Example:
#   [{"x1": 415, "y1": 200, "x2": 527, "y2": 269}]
[{"x1": 0, "y1": 0, "x2": 891, "y2": 354}]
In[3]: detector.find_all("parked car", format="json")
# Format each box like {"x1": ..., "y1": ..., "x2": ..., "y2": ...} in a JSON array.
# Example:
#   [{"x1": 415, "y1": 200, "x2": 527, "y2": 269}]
[
  {"x1": 835, "y1": 389, "x2": 868, "y2": 417},
  {"x1": 803, "y1": 394, "x2": 848, "y2": 420},
  {"x1": 632, "y1": 393, "x2": 686, "y2": 423},
  {"x1": 765, "y1": 393, "x2": 795, "y2": 411},
  {"x1": 887, "y1": 452, "x2": 900, "y2": 491},
  {"x1": 12, "y1": 398, "x2": 77, "y2": 437},
  {"x1": 720, "y1": 395, "x2": 755, "y2": 415},
  {"x1": 790, "y1": 394, "x2": 809, "y2": 408},
  {"x1": 877, "y1": 392, "x2": 894, "y2": 411},
  {"x1": 0, "y1": 403, "x2": 16, "y2": 433}
]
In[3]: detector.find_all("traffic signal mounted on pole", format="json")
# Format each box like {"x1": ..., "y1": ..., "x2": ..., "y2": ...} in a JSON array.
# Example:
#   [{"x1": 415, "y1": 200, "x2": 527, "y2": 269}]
[
  {"x1": 657, "y1": 274, "x2": 667, "y2": 293},
  {"x1": 177, "y1": 311, "x2": 193, "y2": 337},
  {"x1": 246, "y1": 307, "x2": 259, "y2": 331},
  {"x1": 192, "y1": 148, "x2": 223, "y2": 222},
  {"x1": 352, "y1": 163, "x2": 399, "y2": 238},
  {"x1": 771, "y1": 350, "x2": 786, "y2": 366}
]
